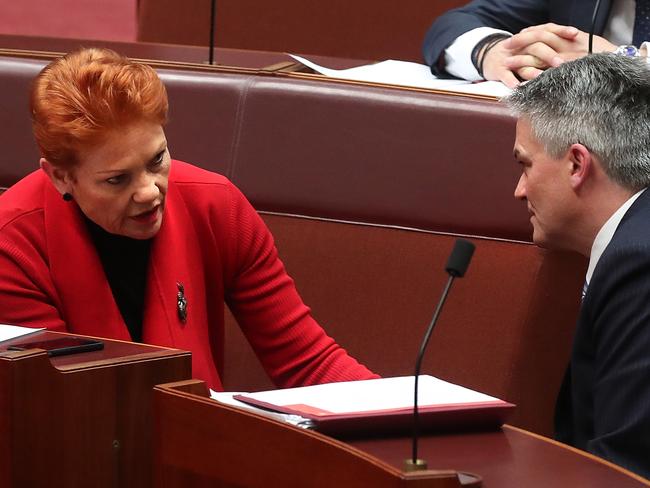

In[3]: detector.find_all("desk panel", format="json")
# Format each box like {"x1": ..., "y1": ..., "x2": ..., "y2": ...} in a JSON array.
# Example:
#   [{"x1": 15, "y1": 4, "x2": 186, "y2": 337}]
[{"x1": 0, "y1": 331, "x2": 191, "y2": 488}]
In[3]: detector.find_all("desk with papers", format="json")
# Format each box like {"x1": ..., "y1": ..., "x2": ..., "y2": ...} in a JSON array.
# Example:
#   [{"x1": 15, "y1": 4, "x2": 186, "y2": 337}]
[{"x1": 153, "y1": 380, "x2": 650, "y2": 487}]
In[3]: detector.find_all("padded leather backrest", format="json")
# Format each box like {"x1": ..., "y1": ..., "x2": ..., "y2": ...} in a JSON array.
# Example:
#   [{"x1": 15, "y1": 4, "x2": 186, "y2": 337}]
[
  {"x1": 231, "y1": 76, "x2": 526, "y2": 240},
  {"x1": 161, "y1": 68, "x2": 250, "y2": 176},
  {"x1": 0, "y1": 56, "x2": 44, "y2": 186}
]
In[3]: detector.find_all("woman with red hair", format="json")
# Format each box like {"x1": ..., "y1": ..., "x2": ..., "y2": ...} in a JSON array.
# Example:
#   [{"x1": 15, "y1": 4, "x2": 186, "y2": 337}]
[{"x1": 0, "y1": 48, "x2": 376, "y2": 390}]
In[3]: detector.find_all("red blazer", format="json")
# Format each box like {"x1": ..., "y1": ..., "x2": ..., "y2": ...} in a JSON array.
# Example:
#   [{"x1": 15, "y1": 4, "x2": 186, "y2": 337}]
[{"x1": 0, "y1": 161, "x2": 376, "y2": 390}]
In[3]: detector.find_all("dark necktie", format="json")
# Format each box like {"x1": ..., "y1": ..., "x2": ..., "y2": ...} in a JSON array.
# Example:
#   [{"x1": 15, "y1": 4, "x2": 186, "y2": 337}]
[{"x1": 634, "y1": 0, "x2": 650, "y2": 46}]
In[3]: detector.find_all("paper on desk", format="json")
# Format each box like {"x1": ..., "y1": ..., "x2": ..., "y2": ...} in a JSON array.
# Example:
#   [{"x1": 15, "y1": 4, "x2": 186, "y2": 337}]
[
  {"x1": 0, "y1": 324, "x2": 43, "y2": 343},
  {"x1": 289, "y1": 54, "x2": 511, "y2": 98},
  {"x1": 237, "y1": 375, "x2": 503, "y2": 415},
  {"x1": 210, "y1": 389, "x2": 315, "y2": 429}
]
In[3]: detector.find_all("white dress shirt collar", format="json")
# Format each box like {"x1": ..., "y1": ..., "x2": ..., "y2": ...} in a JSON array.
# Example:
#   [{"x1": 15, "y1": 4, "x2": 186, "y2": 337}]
[{"x1": 586, "y1": 188, "x2": 646, "y2": 285}]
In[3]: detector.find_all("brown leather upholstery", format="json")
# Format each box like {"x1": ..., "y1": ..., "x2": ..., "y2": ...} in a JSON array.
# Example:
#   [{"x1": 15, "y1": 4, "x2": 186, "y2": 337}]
[
  {"x1": 137, "y1": 0, "x2": 468, "y2": 62},
  {"x1": 162, "y1": 69, "x2": 250, "y2": 176},
  {"x1": 231, "y1": 76, "x2": 525, "y2": 240},
  {"x1": 0, "y1": 52, "x2": 586, "y2": 436},
  {"x1": 0, "y1": 57, "x2": 43, "y2": 186}
]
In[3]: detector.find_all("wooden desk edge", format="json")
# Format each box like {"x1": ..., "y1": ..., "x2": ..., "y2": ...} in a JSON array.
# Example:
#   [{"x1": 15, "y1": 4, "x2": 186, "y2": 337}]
[
  {"x1": 503, "y1": 424, "x2": 650, "y2": 485},
  {"x1": 0, "y1": 330, "x2": 191, "y2": 372},
  {"x1": 153, "y1": 380, "x2": 472, "y2": 483},
  {"x1": 0, "y1": 46, "x2": 503, "y2": 102}
]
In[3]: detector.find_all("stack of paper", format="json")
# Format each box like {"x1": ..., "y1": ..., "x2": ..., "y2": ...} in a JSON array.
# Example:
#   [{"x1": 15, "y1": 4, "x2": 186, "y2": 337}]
[
  {"x1": 290, "y1": 55, "x2": 512, "y2": 98},
  {"x1": 0, "y1": 324, "x2": 43, "y2": 343},
  {"x1": 212, "y1": 375, "x2": 514, "y2": 436}
]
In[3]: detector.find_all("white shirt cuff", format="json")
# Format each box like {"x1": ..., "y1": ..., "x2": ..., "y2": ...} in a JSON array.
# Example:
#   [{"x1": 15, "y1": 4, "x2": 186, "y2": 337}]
[
  {"x1": 641, "y1": 41, "x2": 650, "y2": 59},
  {"x1": 444, "y1": 27, "x2": 512, "y2": 81}
]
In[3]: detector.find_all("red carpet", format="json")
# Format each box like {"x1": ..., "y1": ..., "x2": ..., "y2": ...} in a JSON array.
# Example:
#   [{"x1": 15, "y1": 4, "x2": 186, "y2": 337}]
[{"x1": 0, "y1": 0, "x2": 136, "y2": 42}]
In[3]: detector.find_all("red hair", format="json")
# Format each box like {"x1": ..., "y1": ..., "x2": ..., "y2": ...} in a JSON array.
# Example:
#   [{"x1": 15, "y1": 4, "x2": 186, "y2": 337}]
[{"x1": 30, "y1": 48, "x2": 168, "y2": 168}]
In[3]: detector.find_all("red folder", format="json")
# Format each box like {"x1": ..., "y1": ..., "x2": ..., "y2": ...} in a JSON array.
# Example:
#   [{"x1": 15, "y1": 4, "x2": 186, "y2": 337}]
[{"x1": 234, "y1": 376, "x2": 515, "y2": 436}]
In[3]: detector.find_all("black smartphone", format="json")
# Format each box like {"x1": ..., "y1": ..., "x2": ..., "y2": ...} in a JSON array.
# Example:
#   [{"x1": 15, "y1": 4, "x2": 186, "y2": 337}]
[{"x1": 8, "y1": 337, "x2": 104, "y2": 357}]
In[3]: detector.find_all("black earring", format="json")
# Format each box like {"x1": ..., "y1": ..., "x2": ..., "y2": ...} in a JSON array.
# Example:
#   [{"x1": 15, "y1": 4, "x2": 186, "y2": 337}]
[{"x1": 62, "y1": 192, "x2": 73, "y2": 201}]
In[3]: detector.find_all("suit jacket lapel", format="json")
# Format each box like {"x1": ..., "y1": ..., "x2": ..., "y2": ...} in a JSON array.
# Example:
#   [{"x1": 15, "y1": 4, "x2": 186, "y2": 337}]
[
  {"x1": 44, "y1": 179, "x2": 130, "y2": 339},
  {"x1": 142, "y1": 179, "x2": 208, "y2": 351},
  {"x1": 45, "y1": 166, "x2": 212, "y2": 363}
]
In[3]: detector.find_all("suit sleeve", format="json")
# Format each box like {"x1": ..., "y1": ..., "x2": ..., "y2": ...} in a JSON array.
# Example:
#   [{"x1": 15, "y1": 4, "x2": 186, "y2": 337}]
[
  {"x1": 585, "y1": 244, "x2": 650, "y2": 477},
  {"x1": 0, "y1": 225, "x2": 68, "y2": 331},
  {"x1": 221, "y1": 183, "x2": 378, "y2": 388},
  {"x1": 422, "y1": 0, "x2": 551, "y2": 76}
]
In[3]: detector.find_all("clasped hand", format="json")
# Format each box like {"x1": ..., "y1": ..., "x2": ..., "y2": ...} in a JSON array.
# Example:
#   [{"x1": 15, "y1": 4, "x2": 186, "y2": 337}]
[{"x1": 482, "y1": 23, "x2": 616, "y2": 87}]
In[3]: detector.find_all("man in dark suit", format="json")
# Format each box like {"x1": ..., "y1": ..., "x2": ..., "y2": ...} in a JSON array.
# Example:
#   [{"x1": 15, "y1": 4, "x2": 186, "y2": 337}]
[
  {"x1": 422, "y1": 0, "x2": 635, "y2": 87},
  {"x1": 505, "y1": 52, "x2": 650, "y2": 479}
]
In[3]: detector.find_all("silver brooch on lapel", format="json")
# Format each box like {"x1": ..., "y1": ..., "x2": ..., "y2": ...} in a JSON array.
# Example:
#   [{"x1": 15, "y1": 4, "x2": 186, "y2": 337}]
[{"x1": 176, "y1": 282, "x2": 188, "y2": 324}]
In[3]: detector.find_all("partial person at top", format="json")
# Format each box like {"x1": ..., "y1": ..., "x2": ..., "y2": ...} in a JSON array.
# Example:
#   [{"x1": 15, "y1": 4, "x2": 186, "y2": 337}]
[
  {"x1": 423, "y1": 0, "x2": 650, "y2": 87},
  {"x1": 0, "y1": 48, "x2": 378, "y2": 390}
]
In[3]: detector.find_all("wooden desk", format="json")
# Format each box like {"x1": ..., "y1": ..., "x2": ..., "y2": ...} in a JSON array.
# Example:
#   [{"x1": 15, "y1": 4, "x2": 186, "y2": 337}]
[
  {"x1": 0, "y1": 331, "x2": 192, "y2": 488},
  {"x1": 153, "y1": 380, "x2": 650, "y2": 488},
  {"x1": 350, "y1": 426, "x2": 650, "y2": 487}
]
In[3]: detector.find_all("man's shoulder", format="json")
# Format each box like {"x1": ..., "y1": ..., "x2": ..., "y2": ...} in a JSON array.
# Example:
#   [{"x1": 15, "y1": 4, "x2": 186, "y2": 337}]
[
  {"x1": 588, "y1": 191, "x2": 650, "y2": 290},
  {"x1": 614, "y1": 190, "x2": 650, "y2": 242}
]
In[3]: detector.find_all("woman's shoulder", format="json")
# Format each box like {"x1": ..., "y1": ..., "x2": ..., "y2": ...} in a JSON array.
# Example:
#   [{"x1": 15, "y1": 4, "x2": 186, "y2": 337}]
[
  {"x1": 169, "y1": 160, "x2": 231, "y2": 187},
  {"x1": 169, "y1": 160, "x2": 248, "y2": 211},
  {"x1": 168, "y1": 160, "x2": 250, "y2": 220},
  {"x1": 0, "y1": 170, "x2": 48, "y2": 230}
]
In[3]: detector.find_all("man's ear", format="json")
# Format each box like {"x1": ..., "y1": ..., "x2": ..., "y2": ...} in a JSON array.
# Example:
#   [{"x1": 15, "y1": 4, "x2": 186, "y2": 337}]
[
  {"x1": 40, "y1": 158, "x2": 73, "y2": 196},
  {"x1": 567, "y1": 143, "x2": 593, "y2": 191}
]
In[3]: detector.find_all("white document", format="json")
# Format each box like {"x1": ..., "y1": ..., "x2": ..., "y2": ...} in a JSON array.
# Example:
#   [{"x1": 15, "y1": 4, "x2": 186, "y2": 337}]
[
  {"x1": 210, "y1": 390, "x2": 315, "y2": 428},
  {"x1": 289, "y1": 54, "x2": 511, "y2": 98},
  {"x1": 0, "y1": 324, "x2": 43, "y2": 343},
  {"x1": 235, "y1": 375, "x2": 502, "y2": 415}
]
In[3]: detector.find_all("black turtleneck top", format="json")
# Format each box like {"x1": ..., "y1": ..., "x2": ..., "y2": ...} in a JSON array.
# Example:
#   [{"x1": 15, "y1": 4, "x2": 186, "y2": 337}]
[{"x1": 85, "y1": 218, "x2": 152, "y2": 342}]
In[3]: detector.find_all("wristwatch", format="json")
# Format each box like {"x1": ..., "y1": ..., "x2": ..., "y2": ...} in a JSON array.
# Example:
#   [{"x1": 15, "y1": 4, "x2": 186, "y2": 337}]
[{"x1": 614, "y1": 45, "x2": 641, "y2": 57}]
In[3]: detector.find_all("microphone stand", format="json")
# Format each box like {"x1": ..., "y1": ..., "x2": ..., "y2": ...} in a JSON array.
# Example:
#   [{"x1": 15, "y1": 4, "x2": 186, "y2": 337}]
[
  {"x1": 405, "y1": 274, "x2": 456, "y2": 470},
  {"x1": 208, "y1": 0, "x2": 217, "y2": 65},
  {"x1": 404, "y1": 239, "x2": 475, "y2": 471},
  {"x1": 588, "y1": 0, "x2": 603, "y2": 54}
]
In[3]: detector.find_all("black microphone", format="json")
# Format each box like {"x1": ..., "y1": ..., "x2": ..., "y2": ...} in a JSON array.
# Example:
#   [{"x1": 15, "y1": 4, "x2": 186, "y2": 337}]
[
  {"x1": 588, "y1": 0, "x2": 603, "y2": 54},
  {"x1": 405, "y1": 238, "x2": 475, "y2": 471},
  {"x1": 208, "y1": 0, "x2": 217, "y2": 65},
  {"x1": 445, "y1": 239, "x2": 475, "y2": 277}
]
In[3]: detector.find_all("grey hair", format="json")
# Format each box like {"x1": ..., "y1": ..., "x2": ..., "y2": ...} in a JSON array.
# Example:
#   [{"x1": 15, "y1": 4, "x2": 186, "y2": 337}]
[{"x1": 504, "y1": 53, "x2": 650, "y2": 191}]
